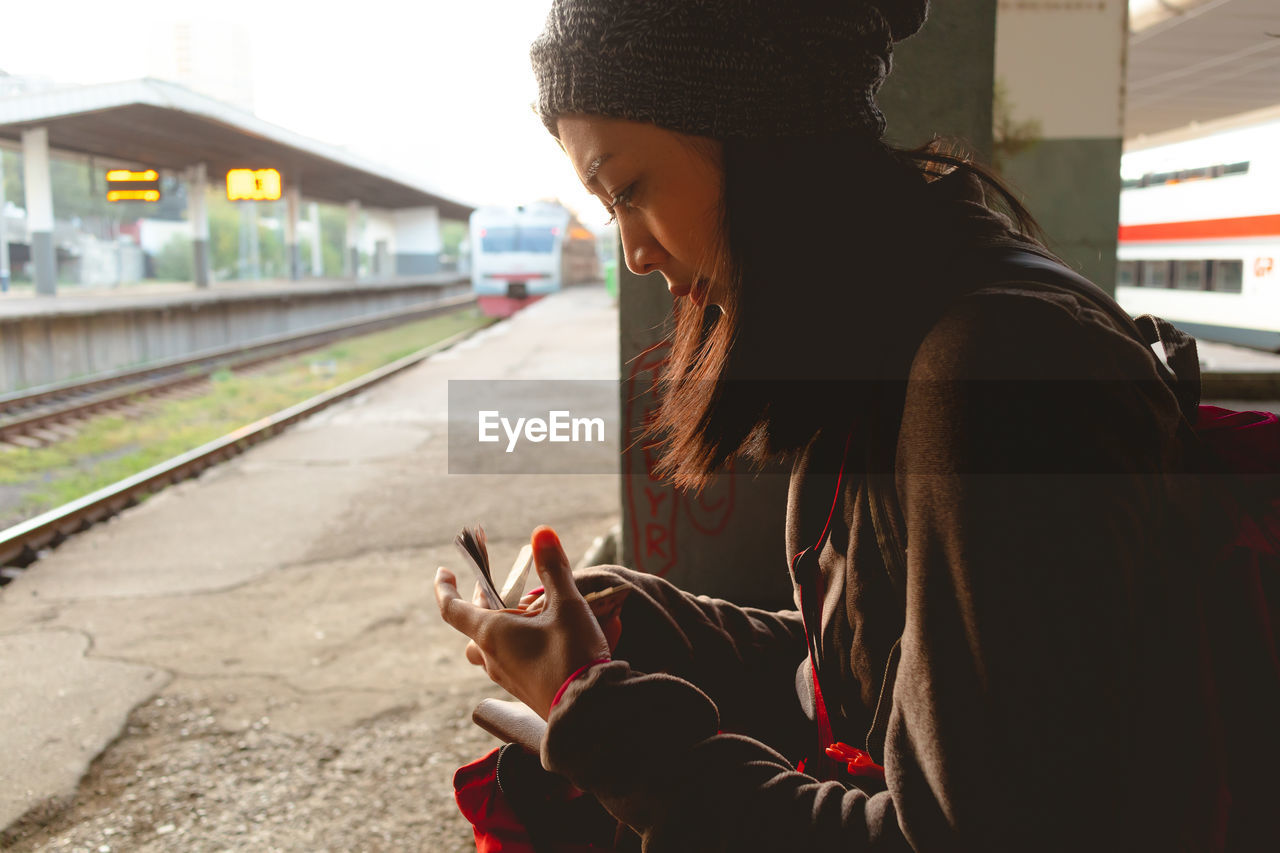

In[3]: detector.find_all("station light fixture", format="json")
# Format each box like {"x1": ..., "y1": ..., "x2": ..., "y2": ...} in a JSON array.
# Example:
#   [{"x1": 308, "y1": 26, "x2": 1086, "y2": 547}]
[
  {"x1": 107, "y1": 189, "x2": 161, "y2": 202},
  {"x1": 226, "y1": 168, "x2": 283, "y2": 201},
  {"x1": 106, "y1": 169, "x2": 159, "y2": 182},
  {"x1": 105, "y1": 168, "x2": 161, "y2": 203}
]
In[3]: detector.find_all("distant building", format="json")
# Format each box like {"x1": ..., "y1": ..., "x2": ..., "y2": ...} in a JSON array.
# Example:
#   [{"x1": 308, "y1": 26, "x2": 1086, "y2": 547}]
[
  {"x1": 0, "y1": 69, "x2": 64, "y2": 98},
  {"x1": 147, "y1": 18, "x2": 255, "y2": 112}
]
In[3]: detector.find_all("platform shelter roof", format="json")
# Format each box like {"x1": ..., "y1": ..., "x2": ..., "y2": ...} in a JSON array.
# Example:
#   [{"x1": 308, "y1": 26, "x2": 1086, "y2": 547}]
[
  {"x1": 0, "y1": 78, "x2": 474, "y2": 219},
  {"x1": 1126, "y1": 0, "x2": 1280, "y2": 142}
]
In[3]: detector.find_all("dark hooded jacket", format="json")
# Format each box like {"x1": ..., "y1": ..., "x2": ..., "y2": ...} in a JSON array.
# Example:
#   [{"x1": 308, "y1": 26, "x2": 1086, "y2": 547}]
[{"x1": 539, "y1": 178, "x2": 1269, "y2": 851}]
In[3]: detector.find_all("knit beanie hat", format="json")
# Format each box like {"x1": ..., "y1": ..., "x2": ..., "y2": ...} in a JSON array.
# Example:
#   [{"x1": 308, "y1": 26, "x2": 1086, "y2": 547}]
[{"x1": 531, "y1": 0, "x2": 930, "y2": 139}]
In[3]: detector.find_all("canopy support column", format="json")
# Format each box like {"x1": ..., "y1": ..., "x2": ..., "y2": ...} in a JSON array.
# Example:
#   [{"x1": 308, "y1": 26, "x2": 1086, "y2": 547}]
[
  {"x1": 309, "y1": 202, "x2": 323, "y2": 276},
  {"x1": 344, "y1": 200, "x2": 361, "y2": 279},
  {"x1": 21, "y1": 127, "x2": 56, "y2": 296},
  {"x1": 285, "y1": 182, "x2": 301, "y2": 281},
  {"x1": 188, "y1": 163, "x2": 211, "y2": 288},
  {"x1": 0, "y1": 151, "x2": 10, "y2": 293}
]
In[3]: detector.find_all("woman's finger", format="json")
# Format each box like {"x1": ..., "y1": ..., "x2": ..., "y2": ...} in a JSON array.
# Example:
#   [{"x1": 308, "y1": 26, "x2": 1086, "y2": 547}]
[
  {"x1": 465, "y1": 640, "x2": 485, "y2": 666},
  {"x1": 435, "y1": 567, "x2": 486, "y2": 639},
  {"x1": 530, "y1": 526, "x2": 579, "y2": 604}
]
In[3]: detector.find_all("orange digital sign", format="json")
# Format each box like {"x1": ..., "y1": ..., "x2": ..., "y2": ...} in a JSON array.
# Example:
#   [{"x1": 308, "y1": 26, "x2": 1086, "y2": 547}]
[
  {"x1": 107, "y1": 189, "x2": 161, "y2": 202},
  {"x1": 226, "y1": 168, "x2": 282, "y2": 201},
  {"x1": 106, "y1": 169, "x2": 159, "y2": 182},
  {"x1": 106, "y1": 168, "x2": 161, "y2": 203}
]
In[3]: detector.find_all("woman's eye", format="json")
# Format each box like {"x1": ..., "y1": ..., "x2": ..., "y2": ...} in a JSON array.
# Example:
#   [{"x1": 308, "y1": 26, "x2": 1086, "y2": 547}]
[{"x1": 603, "y1": 186, "x2": 635, "y2": 225}]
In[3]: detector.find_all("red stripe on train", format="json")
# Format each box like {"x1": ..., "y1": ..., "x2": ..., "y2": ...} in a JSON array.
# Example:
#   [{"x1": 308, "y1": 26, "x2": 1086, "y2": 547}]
[{"x1": 1119, "y1": 214, "x2": 1280, "y2": 243}]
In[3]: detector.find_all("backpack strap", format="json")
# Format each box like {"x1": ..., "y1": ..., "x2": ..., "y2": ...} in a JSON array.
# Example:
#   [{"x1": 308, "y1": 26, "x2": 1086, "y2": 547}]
[
  {"x1": 865, "y1": 395, "x2": 908, "y2": 601},
  {"x1": 863, "y1": 249, "x2": 1204, "y2": 578},
  {"x1": 978, "y1": 249, "x2": 1202, "y2": 420}
]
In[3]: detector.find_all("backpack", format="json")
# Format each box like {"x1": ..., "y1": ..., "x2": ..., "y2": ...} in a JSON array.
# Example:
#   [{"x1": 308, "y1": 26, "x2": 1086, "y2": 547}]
[
  {"x1": 864, "y1": 249, "x2": 1280, "y2": 845},
  {"x1": 973, "y1": 250, "x2": 1279, "y2": 645}
]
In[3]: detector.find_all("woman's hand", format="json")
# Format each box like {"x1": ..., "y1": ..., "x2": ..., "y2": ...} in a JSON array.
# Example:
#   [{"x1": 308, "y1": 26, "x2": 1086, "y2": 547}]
[{"x1": 435, "y1": 526, "x2": 611, "y2": 720}]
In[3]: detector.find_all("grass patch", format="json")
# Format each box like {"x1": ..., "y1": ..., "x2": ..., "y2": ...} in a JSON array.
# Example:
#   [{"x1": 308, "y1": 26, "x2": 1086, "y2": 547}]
[{"x1": 0, "y1": 308, "x2": 489, "y2": 527}]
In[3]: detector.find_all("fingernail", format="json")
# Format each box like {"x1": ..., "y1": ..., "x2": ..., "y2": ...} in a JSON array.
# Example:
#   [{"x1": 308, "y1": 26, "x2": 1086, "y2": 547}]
[{"x1": 531, "y1": 526, "x2": 560, "y2": 551}]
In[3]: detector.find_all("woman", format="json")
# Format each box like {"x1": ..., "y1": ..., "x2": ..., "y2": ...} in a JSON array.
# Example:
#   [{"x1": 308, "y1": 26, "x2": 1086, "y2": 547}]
[{"x1": 437, "y1": 1, "x2": 1247, "y2": 849}]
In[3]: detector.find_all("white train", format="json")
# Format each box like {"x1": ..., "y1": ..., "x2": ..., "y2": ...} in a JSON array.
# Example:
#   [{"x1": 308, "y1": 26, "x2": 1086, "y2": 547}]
[
  {"x1": 469, "y1": 202, "x2": 599, "y2": 317},
  {"x1": 1117, "y1": 117, "x2": 1280, "y2": 349}
]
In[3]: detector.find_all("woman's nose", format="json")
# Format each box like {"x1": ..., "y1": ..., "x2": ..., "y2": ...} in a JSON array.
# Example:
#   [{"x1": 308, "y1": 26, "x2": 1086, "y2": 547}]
[{"x1": 620, "y1": 223, "x2": 668, "y2": 277}]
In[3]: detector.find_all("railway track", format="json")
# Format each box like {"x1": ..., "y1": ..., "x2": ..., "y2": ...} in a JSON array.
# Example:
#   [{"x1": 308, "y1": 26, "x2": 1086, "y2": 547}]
[
  {"x1": 0, "y1": 293, "x2": 477, "y2": 449},
  {"x1": 0, "y1": 319, "x2": 492, "y2": 579}
]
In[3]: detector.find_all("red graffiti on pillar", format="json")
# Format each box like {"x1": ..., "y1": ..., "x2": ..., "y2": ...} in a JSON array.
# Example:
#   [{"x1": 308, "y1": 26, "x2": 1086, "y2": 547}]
[
  {"x1": 684, "y1": 459, "x2": 735, "y2": 536},
  {"x1": 624, "y1": 341, "x2": 678, "y2": 576},
  {"x1": 623, "y1": 339, "x2": 738, "y2": 574}
]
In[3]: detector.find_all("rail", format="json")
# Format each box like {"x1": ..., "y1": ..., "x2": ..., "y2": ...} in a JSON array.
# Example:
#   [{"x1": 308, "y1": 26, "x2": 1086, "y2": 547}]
[
  {"x1": 0, "y1": 293, "x2": 478, "y2": 447},
  {"x1": 0, "y1": 320, "x2": 492, "y2": 573}
]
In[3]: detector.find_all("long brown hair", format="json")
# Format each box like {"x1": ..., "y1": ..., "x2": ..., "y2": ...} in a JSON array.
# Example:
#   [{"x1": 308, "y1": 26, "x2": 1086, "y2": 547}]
[{"x1": 650, "y1": 133, "x2": 1046, "y2": 490}]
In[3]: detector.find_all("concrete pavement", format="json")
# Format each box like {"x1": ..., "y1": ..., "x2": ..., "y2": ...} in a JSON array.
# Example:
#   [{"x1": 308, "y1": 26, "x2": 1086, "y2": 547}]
[
  {"x1": 2, "y1": 283, "x2": 1279, "y2": 845},
  {"x1": 0, "y1": 284, "x2": 620, "y2": 842}
]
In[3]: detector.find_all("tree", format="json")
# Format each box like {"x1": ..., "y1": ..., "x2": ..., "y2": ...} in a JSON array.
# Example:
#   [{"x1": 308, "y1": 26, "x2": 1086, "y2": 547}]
[
  {"x1": 441, "y1": 219, "x2": 468, "y2": 256},
  {"x1": 318, "y1": 205, "x2": 346, "y2": 277},
  {"x1": 991, "y1": 78, "x2": 1043, "y2": 174},
  {"x1": 1, "y1": 151, "x2": 188, "y2": 231},
  {"x1": 153, "y1": 234, "x2": 194, "y2": 282}
]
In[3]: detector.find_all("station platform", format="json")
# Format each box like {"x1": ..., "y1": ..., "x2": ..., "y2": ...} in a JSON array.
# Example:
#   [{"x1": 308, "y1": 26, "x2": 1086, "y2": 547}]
[
  {"x1": 1, "y1": 281, "x2": 1277, "y2": 849},
  {"x1": 0, "y1": 285, "x2": 620, "y2": 851},
  {"x1": 0, "y1": 274, "x2": 474, "y2": 395},
  {"x1": 0, "y1": 274, "x2": 469, "y2": 320}
]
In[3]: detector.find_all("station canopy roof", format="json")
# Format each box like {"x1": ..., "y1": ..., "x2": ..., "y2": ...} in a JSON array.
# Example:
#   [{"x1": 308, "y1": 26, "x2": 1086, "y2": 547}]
[
  {"x1": 0, "y1": 78, "x2": 474, "y2": 219},
  {"x1": 1126, "y1": 0, "x2": 1280, "y2": 142}
]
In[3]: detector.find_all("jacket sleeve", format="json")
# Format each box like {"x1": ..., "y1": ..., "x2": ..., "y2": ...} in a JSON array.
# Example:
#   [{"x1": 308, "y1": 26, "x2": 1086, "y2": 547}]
[
  {"x1": 883, "y1": 289, "x2": 1206, "y2": 849},
  {"x1": 574, "y1": 565, "x2": 811, "y2": 756},
  {"x1": 543, "y1": 290, "x2": 1205, "y2": 851}
]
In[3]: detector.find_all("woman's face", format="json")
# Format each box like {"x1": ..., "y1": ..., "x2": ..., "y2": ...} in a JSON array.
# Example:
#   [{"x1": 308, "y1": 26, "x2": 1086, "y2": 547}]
[{"x1": 557, "y1": 115, "x2": 723, "y2": 307}]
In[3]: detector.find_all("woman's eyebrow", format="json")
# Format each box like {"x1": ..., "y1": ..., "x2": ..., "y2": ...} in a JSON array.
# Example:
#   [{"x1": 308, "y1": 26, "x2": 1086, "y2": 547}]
[{"x1": 584, "y1": 154, "x2": 612, "y2": 185}]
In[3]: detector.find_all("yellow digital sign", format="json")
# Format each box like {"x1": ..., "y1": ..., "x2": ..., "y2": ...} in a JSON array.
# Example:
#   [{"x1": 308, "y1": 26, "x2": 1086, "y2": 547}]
[
  {"x1": 106, "y1": 169, "x2": 159, "y2": 182},
  {"x1": 226, "y1": 168, "x2": 282, "y2": 201},
  {"x1": 106, "y1": 168, "x2": 161, "y2": 203},
  {"x1": 107, "y1": 189, "x2": 161, "y2": 202}
]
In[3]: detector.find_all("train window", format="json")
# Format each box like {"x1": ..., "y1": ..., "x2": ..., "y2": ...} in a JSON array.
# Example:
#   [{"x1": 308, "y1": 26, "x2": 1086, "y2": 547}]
[
  {"x1": 480, "y1": 226, "x2": 557, "y2": 254},
  {"x1": 1140, "y1": 260, "x2": 1170, "y2": 288},
  {"x1": 1125, "y1": 161, "x2": 1249, "y2": 190},
  {"x1": 481, "y1": 227, "x2": 519, "y2": 253},
  {"x1": 1208, "y1": 260, "x2": 1243, "y2": 294},
  {"x1": 1116, "y1": 260, "x2": 1137, "y2": 286},
  {"x1": 518, "y1": 228, "x2": 557, "y2": 253},
  {"x1": 1173, "y1": 260, "x2": 1207, "y2": 291}
]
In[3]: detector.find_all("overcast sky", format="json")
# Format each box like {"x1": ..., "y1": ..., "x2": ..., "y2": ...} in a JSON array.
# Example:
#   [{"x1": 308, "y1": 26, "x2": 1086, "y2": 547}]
[{"x1": 0, "y1": 0, "x2": 603, "y2": 222}]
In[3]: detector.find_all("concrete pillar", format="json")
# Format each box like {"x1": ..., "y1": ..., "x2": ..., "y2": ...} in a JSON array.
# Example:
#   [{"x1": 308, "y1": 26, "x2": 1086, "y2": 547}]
[
  {"x1": 285, "y1": 182, "x2": 301, "y2": 281},
  {"x1": 392, "y1": 206, "x2": 442, "y2": 275},
  {"x1": 616, "y1": 1, "x2": 999, "y2": 605},
  {"x1": 0, "y1": 151, "x2": 10, "y2": 292},
  {"x1": 309, "y1": 202, "x2": 323, "y2": 276},
  {"x1": 21, "y1": 127, "x2": 56, "y2": 296},
  {"x1": 992, "y1": 0, "x2": 1127, "y2": 291},
  {"x1": 344, "y1": 200, "x2": 361, "y2": 279},
  {"x1": 236, "y1": 202, "x2": 261, "y2": 280},
  {"x1": 188, "y1": 163, "x2": 211, "y2": 288}
]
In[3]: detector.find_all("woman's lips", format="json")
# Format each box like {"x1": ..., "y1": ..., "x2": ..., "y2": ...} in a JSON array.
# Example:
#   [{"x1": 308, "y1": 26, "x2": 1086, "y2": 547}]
[
  {"x1": 687, "y1": 279, "x2": 709, "y2": 306},
  {"x1": 668, "y1": 278, "x2": 710, "y2": 306}
]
